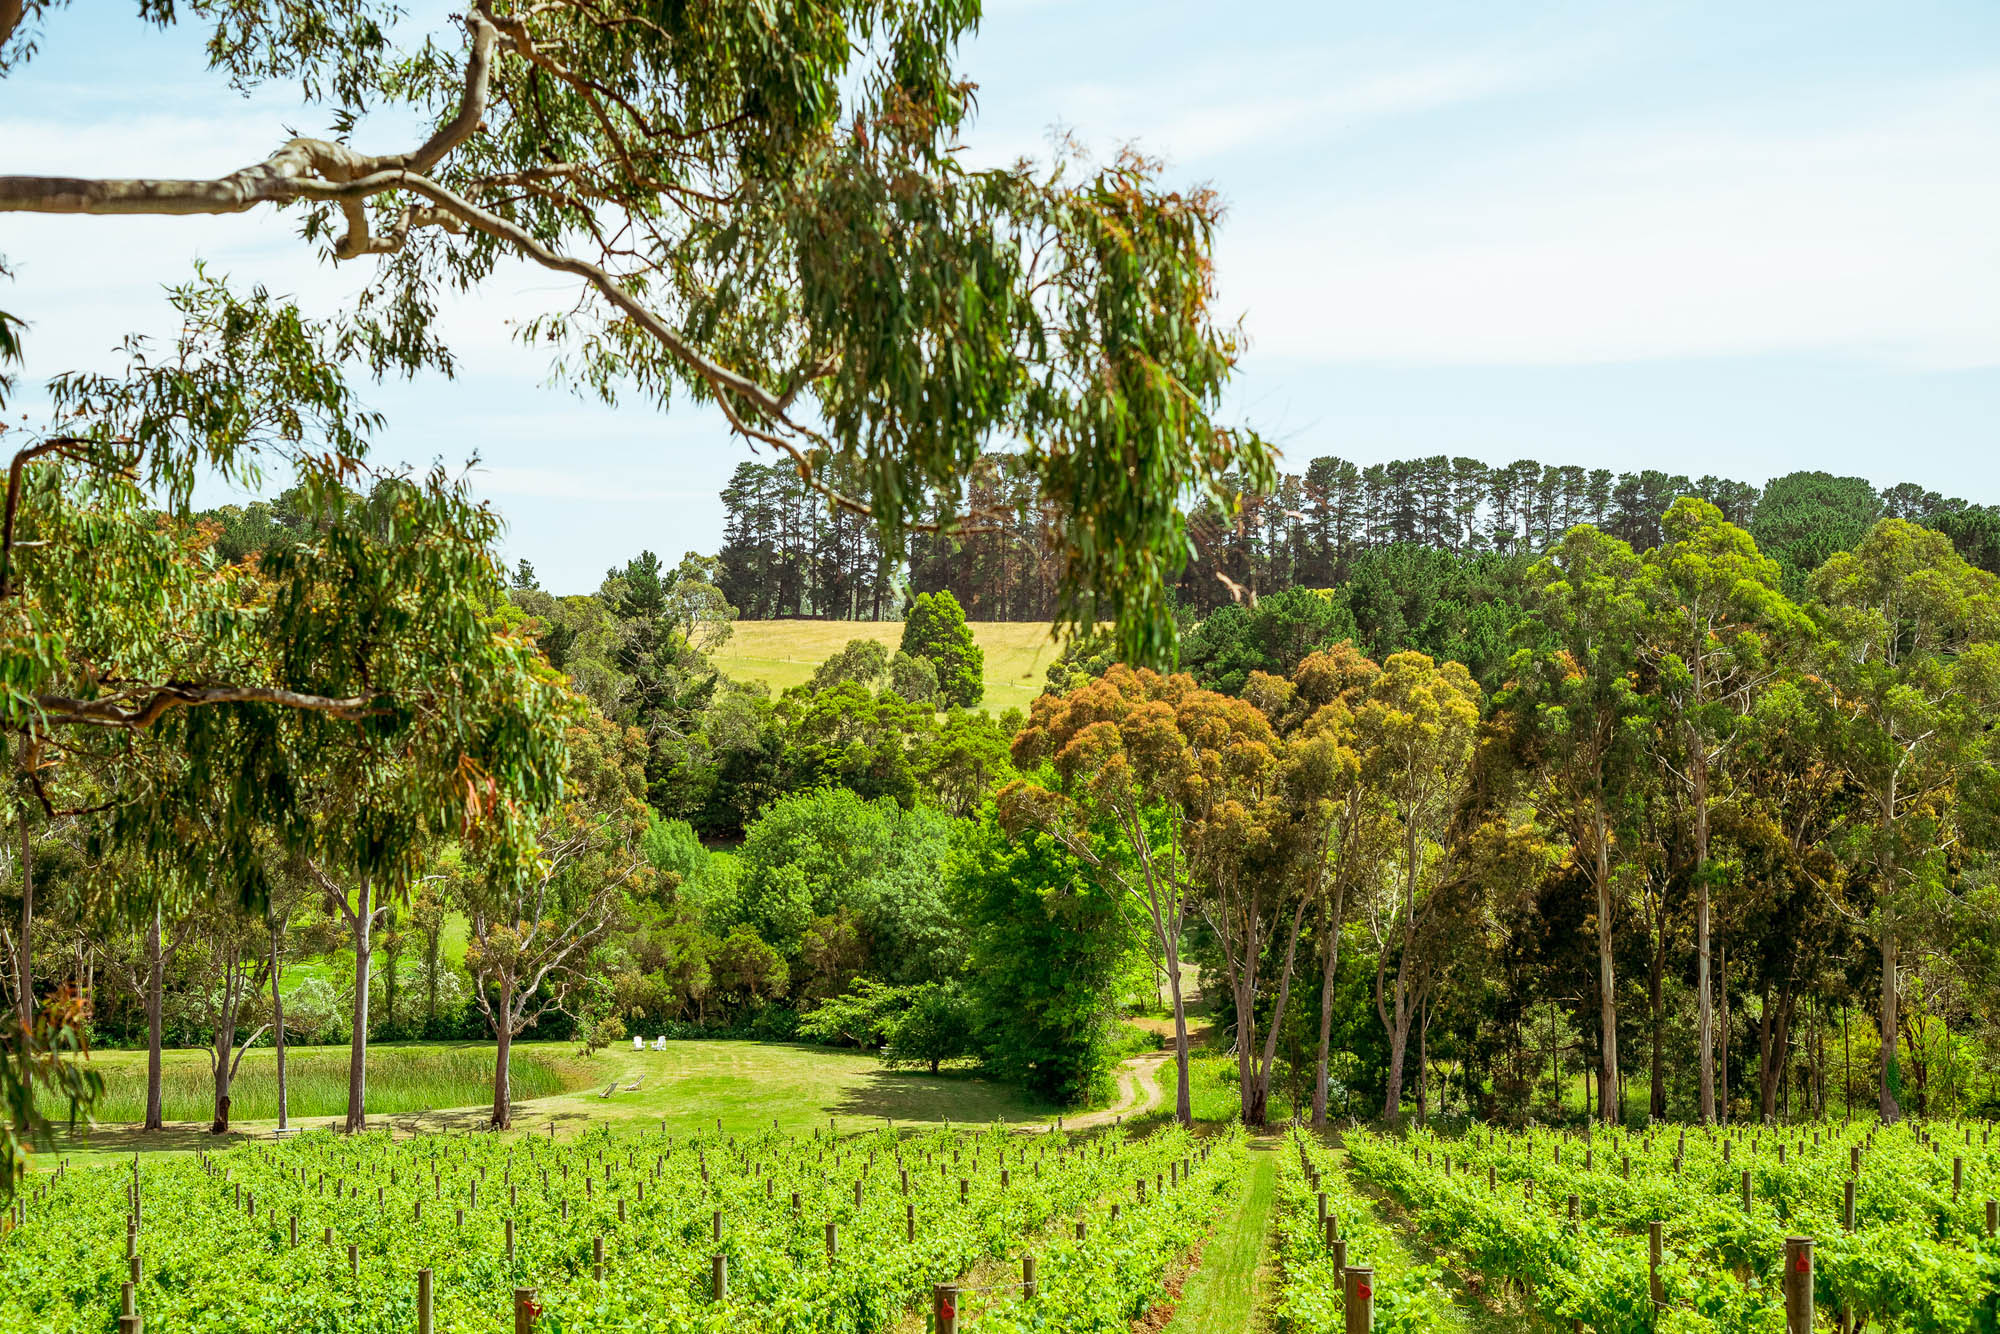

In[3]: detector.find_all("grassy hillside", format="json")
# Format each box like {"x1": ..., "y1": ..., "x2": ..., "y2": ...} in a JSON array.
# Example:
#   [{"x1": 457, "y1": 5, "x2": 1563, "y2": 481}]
[{"x1": 709, "y1": 619, "x2": 1066, "y2": 714}]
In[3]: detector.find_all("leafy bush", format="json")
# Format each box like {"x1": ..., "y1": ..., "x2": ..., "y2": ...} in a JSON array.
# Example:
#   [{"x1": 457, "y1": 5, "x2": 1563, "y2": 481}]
[{"x1": 883, "y1": 983, "x2": 973, "y2": 1074}]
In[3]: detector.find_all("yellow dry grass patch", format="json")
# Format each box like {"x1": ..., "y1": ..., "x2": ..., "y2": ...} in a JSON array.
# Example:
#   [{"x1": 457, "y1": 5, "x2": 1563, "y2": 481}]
[{"x1": 710, "y1": 619, "x2": 1067, "y2": 714}]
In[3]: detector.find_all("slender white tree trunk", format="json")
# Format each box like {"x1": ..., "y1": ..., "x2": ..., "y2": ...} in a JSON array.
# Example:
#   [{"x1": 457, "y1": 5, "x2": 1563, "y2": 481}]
[
  {"x1": 1877, "y1": 930, "x2": 1901, "y2": 1123},
  {"x1": 491, "y1": 977, "x2": 514, "y2": 1130},
  {"x1": 344, "y1": 877, "x2": 373, "y2": 1134},
  {"x1": 270, "y1": 921, "x2": 288, "y2": 1130},
  {"x1": 144, "y1": 909, "x2": 166, "y2": 1132},
  {"x1": 1594, "y1": 798, "x2": 1619, "y2": 1126}
]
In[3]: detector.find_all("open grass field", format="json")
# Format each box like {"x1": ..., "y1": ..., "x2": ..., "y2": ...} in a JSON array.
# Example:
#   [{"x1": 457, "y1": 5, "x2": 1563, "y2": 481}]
[
  {"x1": 708, "y1": 619, "x2": 1068, "y2": 714},
  {"x1": 85, "y1": 1043, "x2": 591, "y2": 1124},
  {"x1": 45, "y1": 1039, "x2": 1066, "y2": 1169}
]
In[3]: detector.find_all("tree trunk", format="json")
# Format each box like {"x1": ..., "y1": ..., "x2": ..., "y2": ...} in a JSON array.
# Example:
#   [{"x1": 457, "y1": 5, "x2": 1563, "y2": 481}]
[
  {"x1": 1877, "y1": 930, "x2": 1901, "y2": 1123},
  {"x1": 1245, "y1": 897, "x2": 1309, "y2": 1129},
  {"x1": 1381, "y1": 956, "x2": 1414, "y2": 1124},
  {"x1": 211, "y1": 942, "x2": 238, "y2": 1134},
  {"x1": 1233, "y1": 970, "x2": 1258, "y2": 1126},
  {"x1": 1756, "y1": 984, "x2": 1778, "y2": 1121},
  {"x1": 1693, "y1": 749, "x2": 1715, "y2": 1124},
  {"x1": 1165, "y1": 940, "x2": 1192, "y2": 1128},
  {"x1": 1311, "y1": 911, "x2": 1341, "y2": 1127},
  {"x1": 1593, "y1": 797, "x2": 1619, "y2": 1126},
  {"x1": 1716, "y1": 941, "x2": 1729, "y2": 1124},
  {"x1": 144, "y1": 909, "x2": 166, "y2": 1132},
  {"x1": 344, "y1": 876, "x2": 373, "y2": 1134},
  {"x1": 15, "y1": 807, "x2": 31, "y2": 1028},
  {"x1": 270, "y1": 920, "x2": 288, "y2": 1130},
  {"x1": 491, "y1": 983, "x2": 513, "y2": 1131},
  {"x1": 1415, "y1": 1005, "x2": 1430, "y2": 1126},
  {"x1": 1647, "y1": 903, "x2": 1668, "y2": 1120}
]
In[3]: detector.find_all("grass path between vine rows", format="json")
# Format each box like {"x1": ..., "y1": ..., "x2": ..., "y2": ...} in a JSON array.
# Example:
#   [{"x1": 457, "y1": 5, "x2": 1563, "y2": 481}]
[{"x1": 1162, "y1": 1139, "x2": 1279, "y2": 1334}]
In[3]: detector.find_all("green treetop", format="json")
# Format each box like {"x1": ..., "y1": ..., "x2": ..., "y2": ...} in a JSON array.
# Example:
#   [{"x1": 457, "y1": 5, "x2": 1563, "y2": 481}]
[{"x1": 901, "y1": 590, "x2": 984, "y2": 708}]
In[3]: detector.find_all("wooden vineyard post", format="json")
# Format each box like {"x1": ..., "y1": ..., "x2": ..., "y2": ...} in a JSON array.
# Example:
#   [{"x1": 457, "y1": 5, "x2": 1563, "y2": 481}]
[
  {"x1": 593, "y1": 1235, "x2": 604, "y2": 1282},
  {"x1": 711, "y1": 1253, "x2": 727, "y2": 1301},
  {"x1": 1784, "y1": 1238, "x2": 1813, "y2": 1333},
  {"x1": 1331, "y1": 1238, "x2": 1347, "y2": 1275},
  {"x1": 513, "y1": 1287, "x2": 540, "y2": 1334},
  {"x1": 1344, "y1": 1266, "x2": 1373, "y2": 1332},
  {"x1": 907, "y1": 1204, "x2": 916, "y2": 1242},
  {"x1": 347, "y1": 1244, "x2": 358, "y2": 1280},
  {"x1": 1022, "y1": 1252, "x2": 1037, "y2": 1298},
  {"x1": 1324, "y1": 1216, "x2": 1339, "y2": 1249},
  {"x1": 934, "y1": 1284, "x2": 959, "y2": 1334},
  {"x1": 1741, "y1": 1171, "x2": 1752, "y2": 1211},
  {"x1": 1843, "y1": 1180, "x2": 1856, "y2": 1232},
  {"x1": 118, "y1": 1317, "x2": 141, "y2": 1334},
  {"x1": 1987, "y1": 1199, "x2": 1997, "y2": 1237},
  {"x1": 417, "y1": 1269, "x2": 433, "y2": 1334},
  {"x1": 1648, "y1": 1222, "x2": 1664, "y2": 1309},
  {"x1": 825, "y1": 1222, "x2": 839, "y2": 1261}
]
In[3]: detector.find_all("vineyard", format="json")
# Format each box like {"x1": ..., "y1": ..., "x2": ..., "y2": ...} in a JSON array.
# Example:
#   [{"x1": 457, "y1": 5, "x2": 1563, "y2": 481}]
[
  {"x1": 1339, "y1": 1119, "x2": 2000, "y2": 1333},
  {"x1": 0, "y1": 1121, "x2": 1244, "y2": 1334}
]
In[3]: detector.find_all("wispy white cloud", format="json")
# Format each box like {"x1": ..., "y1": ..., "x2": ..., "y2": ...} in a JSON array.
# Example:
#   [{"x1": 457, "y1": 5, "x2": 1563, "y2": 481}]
[
  {"x1": 1222, "y1": 72, "x2": 2000, "y2": 370},
  {"x1": 1037, "y1": 44, "x2": 1601, "y2": 165}
]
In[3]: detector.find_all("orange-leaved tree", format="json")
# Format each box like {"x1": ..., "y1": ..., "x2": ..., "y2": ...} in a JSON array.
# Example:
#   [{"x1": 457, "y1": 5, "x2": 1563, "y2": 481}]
[{"x1": 1000, "y1": 667, "x2": 1216, "y2": 1125}]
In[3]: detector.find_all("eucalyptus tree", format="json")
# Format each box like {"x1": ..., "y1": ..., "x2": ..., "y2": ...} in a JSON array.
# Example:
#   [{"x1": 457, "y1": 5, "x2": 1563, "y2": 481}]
[
  {"x1": 461, "y1": 698, "x2": 650, "y2": 1129},
  {"x1": 1001, "y1": 667, "x2": 1212, "y2": 1125},
  {"x1": 1355, "y1": 651, "x2": 1489, "y2": 1124},
  {"x1": 1638, "y1": 498, "x2": 1799, "y2": 1124},
  {"x1": 0, "y1": 275, "x2": 569, "y2": 1160},
  {"x1": 187, "y1": 900, "x2": 274, "y2": 1135},
  {"x1": 1177, "y1": 680, "x2": 1291, "y2": 1126},
  {"x1": 1251, "y1": 643, "x2": 1384, "y2": 1127},
  {"x1": 1806, "y1": 519, "x2": 2000, "y2": 1122},
  {"x1": 1507, "y1": 525, "x2": 1649, "y2": 1124},
  {"x1": 0, "y1": 0, "x2": 1269, "y2": 666}
]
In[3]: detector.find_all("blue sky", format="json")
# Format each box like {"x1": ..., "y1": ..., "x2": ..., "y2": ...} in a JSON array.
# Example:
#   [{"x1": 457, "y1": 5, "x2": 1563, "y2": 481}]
[{"x1": 3, "y1": 1, "x2": 1997, "y2": 592}]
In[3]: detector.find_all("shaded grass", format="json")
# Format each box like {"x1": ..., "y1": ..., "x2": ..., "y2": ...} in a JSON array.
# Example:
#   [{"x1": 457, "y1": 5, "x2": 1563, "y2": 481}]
[
  {"x1": 708, "y1": 620, "x2": 1069, "y2": 715},
  {"x1": 1182, "y1": 1052, "x2": 1299, "y2": 1125},
  {"x1": 86, "y1": 1043, "x2": 593, "y2": 1123}
]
